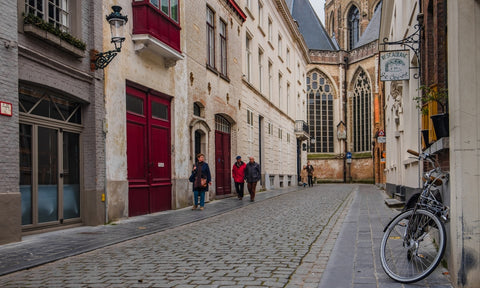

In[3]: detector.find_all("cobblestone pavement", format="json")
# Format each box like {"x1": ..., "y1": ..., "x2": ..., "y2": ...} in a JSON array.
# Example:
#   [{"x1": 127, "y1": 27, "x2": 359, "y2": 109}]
[{"x1": 0, "y1": 184, "x2": 354, "y2": 288}]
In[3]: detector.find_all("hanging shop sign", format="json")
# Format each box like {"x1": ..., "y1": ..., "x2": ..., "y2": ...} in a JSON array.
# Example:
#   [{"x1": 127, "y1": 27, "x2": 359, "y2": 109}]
[{"x1": 380, "y1": 50, "x2": 410, "y2": 81}]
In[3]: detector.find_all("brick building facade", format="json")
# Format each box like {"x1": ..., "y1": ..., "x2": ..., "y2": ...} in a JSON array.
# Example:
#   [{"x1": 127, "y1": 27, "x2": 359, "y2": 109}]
[{"x1": 0, "y1": 1, "x2": 105, "y2": 244}]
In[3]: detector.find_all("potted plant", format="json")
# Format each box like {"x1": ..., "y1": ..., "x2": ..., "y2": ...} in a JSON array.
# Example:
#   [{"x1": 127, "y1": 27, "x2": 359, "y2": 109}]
[{"x1": 414, "y1": 85, "x2": 449, "y2": 139}]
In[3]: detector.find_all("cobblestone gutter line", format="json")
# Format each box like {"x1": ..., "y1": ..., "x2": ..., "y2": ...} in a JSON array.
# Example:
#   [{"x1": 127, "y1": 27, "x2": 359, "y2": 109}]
[{"x1": 286, "y1": 186, "x2": 356, "y2": 288}]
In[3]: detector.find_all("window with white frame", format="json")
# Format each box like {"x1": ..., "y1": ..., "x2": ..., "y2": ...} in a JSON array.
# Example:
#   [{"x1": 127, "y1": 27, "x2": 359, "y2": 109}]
[
  {"x1": 26, "y1": 0, "x2": 69, "y2": 32},
  {"x1": 246, "y1": 33, "x2": 252, "y2": 82},
  {"x1": 246, "y1": 0, "x2": 251, "y2": 10},
  {"x1": 258, "y1": 48, "x2": 264, "y2": 93},
  {"x1": 158, "y1": 0, "x2": 179, "y2": 22},
  {"x1": 206, "y1": 6, "x2": 215, "y2": 68},
  {"x1": 219, "y1": 19, "x2": 227, "y2": 76}
]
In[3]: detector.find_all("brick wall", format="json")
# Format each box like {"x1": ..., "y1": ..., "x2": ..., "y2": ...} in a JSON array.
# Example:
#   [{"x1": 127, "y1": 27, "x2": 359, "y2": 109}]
[{"x1": 0, "y1": 1, "x2": 20, "y2": 244}]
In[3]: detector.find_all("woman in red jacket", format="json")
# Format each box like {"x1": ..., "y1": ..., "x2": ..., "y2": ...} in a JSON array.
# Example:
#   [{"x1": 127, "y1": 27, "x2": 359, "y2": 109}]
[{"x1": 232, "y1": 156, "x2": 246, "y2": 200}]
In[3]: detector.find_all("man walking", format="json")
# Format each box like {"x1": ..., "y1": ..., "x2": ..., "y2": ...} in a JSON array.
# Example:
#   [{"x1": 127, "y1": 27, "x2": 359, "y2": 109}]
[
  {"x1": 232, "y1": 156, "x2": 246, "y2": 200},
  {"x1": 245, "y1": 156, "x2": 261, "y2": 202},
  {"x1": 304, "y1": 161, "x2": 314, "y2": 187}
]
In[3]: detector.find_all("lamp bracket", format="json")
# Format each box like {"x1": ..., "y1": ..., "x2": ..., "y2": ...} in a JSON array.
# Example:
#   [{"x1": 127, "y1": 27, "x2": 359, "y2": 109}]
[{"x1": 94, "y1": 49, "x2": 118, "y2": 70}]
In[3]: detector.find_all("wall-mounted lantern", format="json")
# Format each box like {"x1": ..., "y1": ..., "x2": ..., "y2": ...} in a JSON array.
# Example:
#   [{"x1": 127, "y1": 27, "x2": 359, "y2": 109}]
[{"x1": 92, "y1": 6, "x2": 128, "y2": 70}]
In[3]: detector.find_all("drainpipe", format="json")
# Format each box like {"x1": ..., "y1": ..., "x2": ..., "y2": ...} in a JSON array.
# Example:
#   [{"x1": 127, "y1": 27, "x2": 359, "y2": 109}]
[{"x1": 343, "y1": 56, "x2": 348, "y2": 183}]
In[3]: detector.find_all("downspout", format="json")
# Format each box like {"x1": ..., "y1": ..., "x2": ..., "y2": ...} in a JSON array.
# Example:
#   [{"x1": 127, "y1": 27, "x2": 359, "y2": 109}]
[{"x1": 343, "y1": 56, "x2": 348, "y2": 183}]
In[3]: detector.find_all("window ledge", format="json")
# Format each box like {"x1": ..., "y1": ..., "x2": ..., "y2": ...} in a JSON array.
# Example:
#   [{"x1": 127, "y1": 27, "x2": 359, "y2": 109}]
[
  {"x1": 23, "y1": 24, "x2": 85, "y2": 58},
  {"x1": 132, "y1": 34, "x2": 184, "y2": 67}
]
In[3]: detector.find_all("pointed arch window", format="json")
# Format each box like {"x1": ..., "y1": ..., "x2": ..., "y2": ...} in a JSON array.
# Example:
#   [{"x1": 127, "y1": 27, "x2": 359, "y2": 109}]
[
  {"x1": 348, "y1": 5, "x2": 360, "y2": 50},
  {"x1": 352, "y1": 70, "x2": 371, "y2": 152},
  {"x1": 306, "y1": 71, "x2": 334, "y2": 153}
]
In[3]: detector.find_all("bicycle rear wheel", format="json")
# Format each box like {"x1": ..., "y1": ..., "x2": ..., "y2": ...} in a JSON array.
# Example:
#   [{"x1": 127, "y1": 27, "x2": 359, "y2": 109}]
[{"x1": 380, "y1": 209, "x2": 446, "y2": 283}]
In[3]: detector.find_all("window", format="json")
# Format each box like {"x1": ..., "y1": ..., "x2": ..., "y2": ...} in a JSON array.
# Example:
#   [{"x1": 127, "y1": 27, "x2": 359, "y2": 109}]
[
  {"x1": 286, "y1": 48, "x2": 290, "y2": 68},
  {"x1": 268, "y1": 17, "x2": 273, "y2": 42},
  {"x1": 278, "y1": 34, "x2": 283, "y2": 58},
  {"x1": 246, "y1": 33, "x2": 252, "y2": 82},
  {"x1": 193, "y1": 102, "x2": 202, "y2": 117},
  {"x1": 258, "y1": 1, "x2": 264, "y2": 29},
  {"x1": 267, "y1": 122, "x2": 273, "y2": 135},
  {"x1": 206, "y1": 7, "x2": 215, "y2": 68},
  {"x1": 307, "y1": 70, "x2": 334, "y2": 153},
  {"x1": 246, "y1": 0, "x2": 251, "y2": 10},
  {"x1": 149, "y1": 0, "x2": 178, "y2": 22},
  {"x1": 161, "y1": 0, "x2": 178, "y2": 22},
  {"x1": 220, "y1": 19, "x2": 227, "y2": 76},
  {"x1": 247, "y1": 109, "x2": 254, "y2": 152},
  {"x1": 26, "y1": 0, "x2": 69, "y2": 32},
  {"x1": 258, "y1": 48, "x2": 264, "y2": 93},
  {"x1": 278, "y1": 128, "x2": 283, "y2": 139},
  {"x1": 286, "y1": 82, "x2": 290, "y2": 114},
  {"x1": 215, "y1": 115, "x2": 231, "y2": 133},
  {"x1": 348, "y1": 5, "x2": 360, "y2": 50},
  {"x1": 19, "y1": 84, "x2": 82, "y2": 124},
  {"x1": 352, "y1": 69, "x2": 372, "y2": 152},
  {"x1": 247, "y1": 109, "x2": 254, "y2": 126},
  {"x1": 268, "y1": 61, "x2": 273, "y2": 100},
  {"x1": 278, "y1": 73, "x2": 283, "y2": 107}
]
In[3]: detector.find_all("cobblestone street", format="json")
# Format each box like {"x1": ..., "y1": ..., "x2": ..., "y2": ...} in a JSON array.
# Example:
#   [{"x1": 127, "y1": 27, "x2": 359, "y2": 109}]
[{"x1": 0, "y1": 185, "x2": 354, "y2": 288}]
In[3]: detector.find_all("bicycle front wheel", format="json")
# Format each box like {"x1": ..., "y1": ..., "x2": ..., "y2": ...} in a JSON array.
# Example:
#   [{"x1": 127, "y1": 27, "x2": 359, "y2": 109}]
[{"x1": 380, "y1": 209, "x2": 446, "y2": 283}]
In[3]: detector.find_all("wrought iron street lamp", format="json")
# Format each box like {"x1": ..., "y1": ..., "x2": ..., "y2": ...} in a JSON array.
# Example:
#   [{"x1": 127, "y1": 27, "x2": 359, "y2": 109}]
[{"x1": 93, "y1": 6, "x2": 128, "y2": 70}]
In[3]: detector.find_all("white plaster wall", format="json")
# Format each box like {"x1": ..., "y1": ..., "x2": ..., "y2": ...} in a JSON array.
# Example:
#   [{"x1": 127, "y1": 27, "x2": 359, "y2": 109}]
[
  {"x1": 103, "y1": 0, "x2": 180, "y2": 217},
  {"x1": 382, "y1": 0, "x2": 422, "y2": 191}
]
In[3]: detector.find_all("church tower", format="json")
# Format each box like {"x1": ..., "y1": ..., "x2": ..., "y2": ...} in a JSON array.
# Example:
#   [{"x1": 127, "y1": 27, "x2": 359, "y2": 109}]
[{"x1": 324, "y1": 0, "x2": 382, "y2": 50}]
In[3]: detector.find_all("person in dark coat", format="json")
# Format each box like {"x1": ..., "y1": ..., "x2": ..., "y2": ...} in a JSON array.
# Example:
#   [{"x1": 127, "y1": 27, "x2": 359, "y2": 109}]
[
  {"x1": 189, "y1": 153, "x2": 211, "y2": 210},
  {"x1": 232, "y1": 156, "x2": 247, "y2": 200},
  {"x1": 304, "y1": 161, "x2": 314, "y2": 187},
  {"x1": 244, "y1": 156, "x2": 261, "y2": 202}
]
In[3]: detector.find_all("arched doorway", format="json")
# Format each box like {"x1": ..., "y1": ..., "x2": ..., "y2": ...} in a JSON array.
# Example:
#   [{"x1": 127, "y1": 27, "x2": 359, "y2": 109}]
[{"x1": 215, "y1": 115, "x2": 231, "y2": 196}]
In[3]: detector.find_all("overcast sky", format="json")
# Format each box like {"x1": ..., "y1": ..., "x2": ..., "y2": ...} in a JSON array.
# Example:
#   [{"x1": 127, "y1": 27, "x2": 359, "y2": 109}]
[{"x1": 309, "y1": 0, "x2": 326, "y2": 24}]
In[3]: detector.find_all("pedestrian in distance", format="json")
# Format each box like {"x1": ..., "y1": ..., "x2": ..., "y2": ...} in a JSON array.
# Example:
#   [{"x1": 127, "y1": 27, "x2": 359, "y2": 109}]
[
  {"x1": 245, "y1": 156, "x2": 261, "y2": 202},
  {"x1": 304, "y1": 161, "x2": 314, "y2": 187},
  {"x1": 189, "y1": 153, "x2": 211, "y2": 210},
  {"x1": 232, "y1": 155, "x2": 246, "y2": 200}
]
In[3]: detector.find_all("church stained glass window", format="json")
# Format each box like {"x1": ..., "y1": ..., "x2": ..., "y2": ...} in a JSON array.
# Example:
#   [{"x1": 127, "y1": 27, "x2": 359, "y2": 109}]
[
  {"x1": 307, "y1": 71, "x2": 334, "y2": 153},
  {"x1": 352, "y1": 69, "x2": 371, "y2": 152}
]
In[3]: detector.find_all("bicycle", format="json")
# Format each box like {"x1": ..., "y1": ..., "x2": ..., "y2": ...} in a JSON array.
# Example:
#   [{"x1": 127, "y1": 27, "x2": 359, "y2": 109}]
[{"x1": 380, "y1": 149, "x2": 450, "y2": 283}]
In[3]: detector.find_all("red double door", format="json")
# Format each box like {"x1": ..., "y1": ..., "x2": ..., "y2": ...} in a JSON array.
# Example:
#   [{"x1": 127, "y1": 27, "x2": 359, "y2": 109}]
[
  {"x1": 126, "y1": 85, "x2": 171, "y2": 216},
  {"x1": 215, "y1": 130, "x2": 231, "y2": 196}
]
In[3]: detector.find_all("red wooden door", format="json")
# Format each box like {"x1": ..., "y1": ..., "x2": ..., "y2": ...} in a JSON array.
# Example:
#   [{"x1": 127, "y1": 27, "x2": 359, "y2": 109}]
[
  {"x1": 148, "y1": 96, "x2": 172, "y2": 213},
  {"x1": 126, "y1": 86, "x2": 171, "y2": 217},
  {"x1": 215, "y1": 130, "x2": 231, "y2": 195}
]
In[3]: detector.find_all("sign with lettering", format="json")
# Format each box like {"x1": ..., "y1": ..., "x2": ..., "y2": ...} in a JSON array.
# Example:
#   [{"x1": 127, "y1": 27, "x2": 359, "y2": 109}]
[
  {"x1": 0, "y1": 101, "x2": 12, "y2": 117},
  {"x1": 380, "y1": 50, "x2": 410, "y2": 81}
]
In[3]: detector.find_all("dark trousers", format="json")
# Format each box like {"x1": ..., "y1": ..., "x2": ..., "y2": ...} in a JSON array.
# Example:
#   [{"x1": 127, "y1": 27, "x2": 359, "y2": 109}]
[
  {"x1": 247, "y1": 182, "x2": 257, "y2": 200},
  {"x1": 307, "y1": 175, "x2": 313, "y2": 186},
  {"x1": 234, "y1": 182, "x2": 244, "y2": 198}
]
